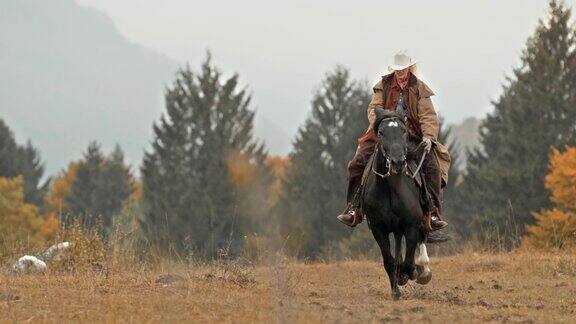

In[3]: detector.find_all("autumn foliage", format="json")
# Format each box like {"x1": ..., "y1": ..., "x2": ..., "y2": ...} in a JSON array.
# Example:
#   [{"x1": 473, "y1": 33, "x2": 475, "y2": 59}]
[
  {"x1": 0, "y1": 176, "x2": 54, "y2": 254},
  {"x1": 44, "y1": 162, "x2": 78, "y2": 217},
  {"x1": 264, "y1": 156, "x2": 289, "y2": 204},
  {"x1": 525, "y1": 147, "x2": 576, "y2": 248},
  {"x1": 39, "y1": 162, "x2": 80, "y2": 243}
]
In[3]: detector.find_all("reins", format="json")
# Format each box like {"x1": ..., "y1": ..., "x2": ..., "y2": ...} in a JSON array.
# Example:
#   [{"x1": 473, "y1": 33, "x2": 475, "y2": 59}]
[{"x1": 407, "y1": 141, "x2": 428, "y2": 178}]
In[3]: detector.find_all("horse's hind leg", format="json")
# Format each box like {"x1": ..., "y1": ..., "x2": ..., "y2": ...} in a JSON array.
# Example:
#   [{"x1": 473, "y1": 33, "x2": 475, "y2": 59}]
[
  {"x1": 415, "y1": 243, "x2": 432, "y2": 285},
  {"x1": 370, "y1": 226, "x2": 401, "y2": 300}
]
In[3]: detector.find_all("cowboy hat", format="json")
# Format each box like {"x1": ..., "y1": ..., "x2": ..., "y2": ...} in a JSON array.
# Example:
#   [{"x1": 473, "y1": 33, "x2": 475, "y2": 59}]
[{"x1": 388, "y1": 52, "x2": 416, "y2": 71}]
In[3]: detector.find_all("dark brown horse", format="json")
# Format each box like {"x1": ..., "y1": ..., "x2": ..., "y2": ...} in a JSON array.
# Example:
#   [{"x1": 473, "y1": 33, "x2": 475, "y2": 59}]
[{"x1": 362, "y1": 108, "x2": 432, "y2": 300}]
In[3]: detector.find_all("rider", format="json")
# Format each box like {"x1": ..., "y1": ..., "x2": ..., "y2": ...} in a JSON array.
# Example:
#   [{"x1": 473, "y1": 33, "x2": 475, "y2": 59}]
[{"x1": 337, "y1": 52, "x2": 450, "y2": 230}]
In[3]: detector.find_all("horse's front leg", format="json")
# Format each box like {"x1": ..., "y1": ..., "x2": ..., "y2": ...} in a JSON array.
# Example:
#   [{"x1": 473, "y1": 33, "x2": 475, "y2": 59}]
[
  {"x1": 402, "y1": 227, "x2": 419, "y2": 281},
  {"x1": 394, "y1": 233, "x2": 409, "y2": 286},
  {"x1": 370, "y1": 225, "x2": 401, "y2": 300}
]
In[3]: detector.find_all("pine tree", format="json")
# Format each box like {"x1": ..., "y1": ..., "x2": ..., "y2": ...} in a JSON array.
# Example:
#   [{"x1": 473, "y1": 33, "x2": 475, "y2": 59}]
[
  {"x1": 65, "y1": 142, "x2": 133, "y2": 232},
  {"x1": 438, "y1": 117, "x2": 462, "y2": 222},
  {"x1": 94, "y1": 145, "x2": 133, "y2": 230},
  {"x1": 275, "y1": 66, "x2": 371, "y2": 257},
  {"x1": 0, "y1": 119, "x2": 48, "y2": 206},
  {"x1": 453, "y1": 1, "x2": 576, "y2": 241},
  {"x1": 141, "y1": 55, "x2": 267, "y2": 257}
]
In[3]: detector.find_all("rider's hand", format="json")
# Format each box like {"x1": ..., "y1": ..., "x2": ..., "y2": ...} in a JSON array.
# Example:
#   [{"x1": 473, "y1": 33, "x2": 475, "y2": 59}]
[{"x1": 422, "y1": 137, "x2": 432, "y2": 153}]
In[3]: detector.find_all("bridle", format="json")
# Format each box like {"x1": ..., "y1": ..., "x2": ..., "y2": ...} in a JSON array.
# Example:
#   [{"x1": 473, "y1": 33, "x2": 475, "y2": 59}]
[
  {"x1": 372, "y1": 145, "x2": 392, "y2": 178},
  {"x1": 372, "y1": 116, "x2": 429, "y2": 180}
]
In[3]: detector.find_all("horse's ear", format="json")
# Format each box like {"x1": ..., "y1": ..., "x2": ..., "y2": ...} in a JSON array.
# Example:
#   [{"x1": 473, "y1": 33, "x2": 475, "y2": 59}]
[
  {"x1": 374, "y1": 106, "x2": 386, "y2": 121},
  {"x1": 373, "y1": 106, "x2": 386, "y2": 132}
]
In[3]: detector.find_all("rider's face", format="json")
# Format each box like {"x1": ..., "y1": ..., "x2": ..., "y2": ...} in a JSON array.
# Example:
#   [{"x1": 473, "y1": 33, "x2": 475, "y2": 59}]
[{"x1": 394, "y1": 68, "x2": 409, "y2": 79}]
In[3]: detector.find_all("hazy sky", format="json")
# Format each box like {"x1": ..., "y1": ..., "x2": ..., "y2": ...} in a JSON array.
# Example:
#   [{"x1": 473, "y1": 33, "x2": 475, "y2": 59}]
[{"x1": 75, "y1": 0, "x2": 557, "y2": 154}]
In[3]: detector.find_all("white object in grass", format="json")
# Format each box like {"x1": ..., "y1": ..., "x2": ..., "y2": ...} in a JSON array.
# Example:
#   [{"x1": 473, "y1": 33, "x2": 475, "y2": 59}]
[{"x1": 13, "y1": 255, "x2": 47, "y2": 272}]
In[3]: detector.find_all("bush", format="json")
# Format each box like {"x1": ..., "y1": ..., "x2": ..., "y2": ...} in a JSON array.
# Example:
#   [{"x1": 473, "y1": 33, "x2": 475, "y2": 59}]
[{"x1": 52, "y1": 220, "x2": 106, "y2": 272}]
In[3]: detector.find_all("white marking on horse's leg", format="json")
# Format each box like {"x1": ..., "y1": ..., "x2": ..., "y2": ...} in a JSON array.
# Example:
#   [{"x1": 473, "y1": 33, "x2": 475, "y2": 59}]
[
  {"x1": 414, "y1": 243, "x2": 429, "y2": 266},
  {"x1": 400, "y1": 235, "x2": 406, "y2": 262},
  {"x1": 415, "y1": 243, "x2": 432, "y2": 284}
]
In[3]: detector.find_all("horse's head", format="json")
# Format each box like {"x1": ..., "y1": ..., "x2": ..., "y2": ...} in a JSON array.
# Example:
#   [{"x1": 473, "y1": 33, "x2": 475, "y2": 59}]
[{"x1": 373, "y1": 107, "x2": 408, "y2": 174}]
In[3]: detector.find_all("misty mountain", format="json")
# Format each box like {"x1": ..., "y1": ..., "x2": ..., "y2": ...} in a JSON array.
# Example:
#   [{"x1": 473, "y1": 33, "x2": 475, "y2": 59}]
[
  {"x1": 447, "y1": 117, "x2": 481, "y2": 170},
  {"x1": 0, "y1": 0, "x2": 178, "y2": 175}
]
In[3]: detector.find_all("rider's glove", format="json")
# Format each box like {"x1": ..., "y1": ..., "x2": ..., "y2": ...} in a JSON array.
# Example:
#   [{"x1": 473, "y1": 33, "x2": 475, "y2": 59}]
[{"x1": 422, "y1": 137, "x2": 433, "y2": 153}]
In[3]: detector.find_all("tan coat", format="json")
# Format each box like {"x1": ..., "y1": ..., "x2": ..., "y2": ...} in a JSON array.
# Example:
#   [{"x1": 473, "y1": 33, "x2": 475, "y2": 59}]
[{"x1": 366, "y1": 74, "x2": 452, "y2": 186}]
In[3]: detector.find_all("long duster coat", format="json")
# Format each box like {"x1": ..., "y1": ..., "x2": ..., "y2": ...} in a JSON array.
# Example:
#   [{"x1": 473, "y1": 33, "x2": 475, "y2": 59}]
[{"x1": 366, "y1": 73, "x2": 451, "y2": 186}]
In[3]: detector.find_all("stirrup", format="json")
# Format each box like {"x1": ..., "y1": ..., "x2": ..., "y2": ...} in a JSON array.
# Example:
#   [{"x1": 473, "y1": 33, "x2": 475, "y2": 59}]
[
  {"x1": 430, "y1": 215, "x2": 448, "y2": 231},
  {"x1": 337, "y1": 206, "x2": 362, "y2": 227}
]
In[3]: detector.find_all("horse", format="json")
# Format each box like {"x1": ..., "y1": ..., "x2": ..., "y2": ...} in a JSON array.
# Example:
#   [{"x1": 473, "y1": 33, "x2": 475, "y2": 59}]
[{"x1": 361, "y1": 107, "x2": 432, "y2": 300}]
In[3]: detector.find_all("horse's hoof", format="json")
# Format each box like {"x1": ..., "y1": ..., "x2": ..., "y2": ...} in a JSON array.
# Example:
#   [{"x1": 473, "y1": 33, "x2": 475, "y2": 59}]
[
  {"x1": 409, "y1": 269, "x2": 418, "y2": 281},
  {"x1": 391, "y1": 290, "x2": 401, "y2": 301},
  {"x1": 416, "y1": 270, "x2": 432, "y2": 285},
  {"x1": 398, "y1": 274, "x2": 409, "y2": 286}
]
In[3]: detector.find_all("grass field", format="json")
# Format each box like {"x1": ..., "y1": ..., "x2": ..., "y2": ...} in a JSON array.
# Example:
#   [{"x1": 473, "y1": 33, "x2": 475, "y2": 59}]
[{"x1": 1, "y1": 250, "x2": 575, "y2": 323}]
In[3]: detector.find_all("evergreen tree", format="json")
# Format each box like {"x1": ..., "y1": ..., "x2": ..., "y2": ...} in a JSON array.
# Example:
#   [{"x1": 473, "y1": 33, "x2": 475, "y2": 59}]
[
  {"x1": 94, "y1": 144, "x2": 133, "y2": 230},
  {"x1": 141, "y1": 55, "x2": 267, "y2": 257},
  {"x1": 453, "y1": 1, "x2": 576, "y2": 241},
  {"x1": 65, "y1": 142, "x2": 133, "y2": 232},
  {"x1": 275, "y1": 66, "x2": 371, "y2": 257},
  {"x1": 438, "y1": 117, "x2": 463, "y2": 225},
  {"x1": 0, "y1": 119, "x2": 48, "y2": 206}
]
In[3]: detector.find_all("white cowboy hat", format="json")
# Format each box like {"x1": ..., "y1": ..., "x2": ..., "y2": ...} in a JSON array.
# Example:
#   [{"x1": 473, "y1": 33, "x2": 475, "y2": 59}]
[{"x1": 388, "y1": 52, "x2": 417, "y2": 71}]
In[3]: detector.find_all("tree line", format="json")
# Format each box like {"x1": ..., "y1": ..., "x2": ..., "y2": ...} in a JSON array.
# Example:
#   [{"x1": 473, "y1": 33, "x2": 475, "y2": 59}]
[{"x1": 1, "y1": 0, "x2": 575, "y2": 258}]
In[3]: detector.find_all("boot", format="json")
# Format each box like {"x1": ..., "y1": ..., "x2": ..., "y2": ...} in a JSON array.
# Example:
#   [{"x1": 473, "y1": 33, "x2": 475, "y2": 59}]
[
  {"x1": 422, "y1": 152, "x2": 448, "y2": 231},
  {"x1": 336, "y1": 176, "x2": 362, "y2": 227},
  {"x1": 430, "y1": 210, "x2": 448, "y2": 231},
  {"x1": 337, "y1": 204, "x2": 362, "y2": 227}
]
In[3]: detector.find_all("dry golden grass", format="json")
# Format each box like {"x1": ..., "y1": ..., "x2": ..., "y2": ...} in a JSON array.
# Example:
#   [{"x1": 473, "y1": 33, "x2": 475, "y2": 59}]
[{"x1": 1, "y1": 250, "x2": 575, "y2": 323}]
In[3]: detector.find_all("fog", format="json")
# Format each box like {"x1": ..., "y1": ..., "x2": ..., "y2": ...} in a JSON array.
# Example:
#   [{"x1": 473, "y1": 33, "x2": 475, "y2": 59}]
[
  {"x1": 76, "y1": 0, "x2": 552, "y2": 154},
  {"x1": 1, "y1": 0, "x2": 561, "y2": 174}
]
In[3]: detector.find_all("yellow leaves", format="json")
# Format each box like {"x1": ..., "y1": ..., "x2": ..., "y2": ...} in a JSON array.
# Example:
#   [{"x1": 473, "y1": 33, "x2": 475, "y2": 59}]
[
  {"x1": 526, "y1": 209, "x2": 576, "y2": 249},
  {"x1": 130, "y1": 181, "x2": 143, "y2": 203},
  {"x1": 0, "y1": 176, "x2": 44, "y2": 251},
  {"x1": 39, "y1": 213, "x2": 60, "y2": 243},
  {"x1": 524, "y1": 146, "x2": 576, "y2": 249},
  {"x1": 45, "y1": 162, "x2": 78, "y2": 215},
  {"x1": 265, "y1": 156, "x2": 290, "y2": 204},
  {"x1": 226, "y1": 151, "x2": 256, "y2": 188},
  {"x1": 545, "y1": 147, "x2": 576, "y2": 211},
  {"x1": 0, "y1": 176, "x2": 42, "y2": 230},
  {"x1": 39, "y1": 162, "x2": 81, "y2": 243}
]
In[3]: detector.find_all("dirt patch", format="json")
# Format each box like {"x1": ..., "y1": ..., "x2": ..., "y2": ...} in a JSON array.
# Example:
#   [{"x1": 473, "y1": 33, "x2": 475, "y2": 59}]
[{"x1": 466, "y1": 259, "x2": 506, "y2": 272}]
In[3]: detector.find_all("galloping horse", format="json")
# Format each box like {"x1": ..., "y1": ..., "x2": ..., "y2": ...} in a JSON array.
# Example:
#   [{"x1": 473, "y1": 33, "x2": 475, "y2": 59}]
[{"x1": 362, "y1": 107, "x2": 432, "y2": 300}]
